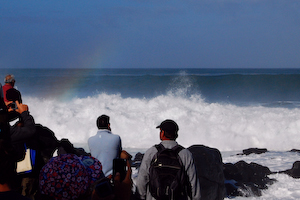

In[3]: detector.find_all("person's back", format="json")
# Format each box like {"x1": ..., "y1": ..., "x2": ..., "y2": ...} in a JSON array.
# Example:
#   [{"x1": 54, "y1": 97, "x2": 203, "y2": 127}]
[
  {"x1": 3, "y1": 75, "x2": 17, "y2": 103},
  {"x1": 136, "y1": 119, "x2": 201, "y2": 200},
  {"x1": 88, "y1": 115, "x2": 122, "y2": 176},
  {"x1": 88, "y1": 129, "x2": 121, "y2": 176}
]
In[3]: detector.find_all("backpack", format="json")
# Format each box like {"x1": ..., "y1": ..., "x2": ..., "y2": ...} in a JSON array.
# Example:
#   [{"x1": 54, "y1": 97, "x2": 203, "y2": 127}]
[{"x1": 149, "y1": 143, "x2": 188, "y2": 200}]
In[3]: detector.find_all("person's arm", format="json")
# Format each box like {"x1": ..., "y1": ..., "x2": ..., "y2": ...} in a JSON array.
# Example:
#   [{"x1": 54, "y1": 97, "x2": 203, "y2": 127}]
[
  {"x1": 135, "y1": 147, "x2": 158, "y2": 200},
  {"x1": 114, "y1": 150, "x2": 133, "y2": 200},
  {"x1": 10, "y1": 101, "x2": 36, "y2": 142},
  {"x1": 181, "y1": 150, "x2": 201, "y2": 200}
]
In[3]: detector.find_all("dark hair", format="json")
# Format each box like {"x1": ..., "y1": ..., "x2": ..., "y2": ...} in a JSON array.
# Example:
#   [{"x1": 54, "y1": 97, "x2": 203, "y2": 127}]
[
  {"x1": 6, "y1": 88, "x2": 22, "y2": 103},
  {"x1": 163, "y1": 130, "x2": 178, "y2": 140},
  {"x1": 0, "y1": 140, "x2": 17, "y2": 186},
  {"x1": 96, "y1": 115, "x2": 110, "y2": 129}
]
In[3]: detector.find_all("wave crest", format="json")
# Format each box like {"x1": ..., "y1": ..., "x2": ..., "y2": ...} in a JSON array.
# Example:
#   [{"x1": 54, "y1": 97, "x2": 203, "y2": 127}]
[{"x1": 24, "y1": 93, "x2": 300, "y2": 151}]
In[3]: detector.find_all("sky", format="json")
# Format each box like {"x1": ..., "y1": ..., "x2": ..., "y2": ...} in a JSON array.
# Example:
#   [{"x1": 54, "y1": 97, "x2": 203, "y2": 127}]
[{"x1": 1, "y1": 0, "x2": 300, "y2": 69}]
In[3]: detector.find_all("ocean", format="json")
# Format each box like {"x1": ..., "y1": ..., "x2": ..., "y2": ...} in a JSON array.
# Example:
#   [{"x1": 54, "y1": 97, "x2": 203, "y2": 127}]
[
  {"x1": 2, "y1": 68, "x2": 300, "y2": 199},
  {"x1": 2, "y1": 68, "x2": 300, "y2": 150}
]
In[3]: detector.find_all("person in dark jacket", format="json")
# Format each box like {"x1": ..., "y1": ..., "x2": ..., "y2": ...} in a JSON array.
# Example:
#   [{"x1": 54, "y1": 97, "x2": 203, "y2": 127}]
[
  {"x1": 7, "y1": 99, "x2": 39, "y2": 199},
  {"x1": 9, "y1": 101, "x2": 36, "y2": 145}
]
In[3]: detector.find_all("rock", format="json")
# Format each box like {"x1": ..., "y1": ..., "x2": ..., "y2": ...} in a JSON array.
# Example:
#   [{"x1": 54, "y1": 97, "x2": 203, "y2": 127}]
[
  {"x1": 223, "y1": 163, "x2": 242, "y2": 182},
  {"x1": 234, "y1": 161, "x2": 274, "y2": 189},
  {"x1": 224, "y1": 160, "x2": 276, "y2": 197},
  {"x1": 58, "y1": 138, "x2": 90, "y2": 156},
  {"x1": 132, "y1": 152, "x2": 144, "y2": 168},
  {"x1": 280, "y1": 161, "x2": 300, "y2": 178},
  {"x1": 289, "y1": 149, "x2": 300, "y2": 153},
  {"x1": 188, "y1": 145, "x2": 225, "y2": 200},
  {"x1": 239, "y1": 148, "x2": 268, "y2": 155},
  {"x1": 34, "y1": 124, "x2": 60, "y2": 163}
]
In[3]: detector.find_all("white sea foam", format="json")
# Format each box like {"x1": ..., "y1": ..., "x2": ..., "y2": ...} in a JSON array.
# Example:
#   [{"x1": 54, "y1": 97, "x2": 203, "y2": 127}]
[
  {"x1": 24, "y1": 93, "x2": 300, "y2": 151},
  {"x1": 222, "y1": 151, "x2": 300, "y2": 200}
]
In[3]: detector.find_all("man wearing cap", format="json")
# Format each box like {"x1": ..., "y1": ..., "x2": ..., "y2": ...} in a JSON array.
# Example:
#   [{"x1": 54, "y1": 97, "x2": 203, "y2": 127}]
[
  {"x1": 88, "y1": 114, "x2": 122, "y2": 177},
  {"x1": 136, "y1": 119, "x2": 201, "y2": 200}
]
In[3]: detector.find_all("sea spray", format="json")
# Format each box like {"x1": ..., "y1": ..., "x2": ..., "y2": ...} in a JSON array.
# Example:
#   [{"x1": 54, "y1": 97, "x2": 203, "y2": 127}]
[{"x1": 25, "y1": 93, "x2": 300, "y2": 151}]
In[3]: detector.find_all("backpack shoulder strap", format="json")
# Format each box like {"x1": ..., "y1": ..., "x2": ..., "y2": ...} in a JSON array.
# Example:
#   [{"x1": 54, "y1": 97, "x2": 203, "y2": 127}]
[
  {"x1": 151, "y1": 144, "x2": 164, "y2": 162},
  {"x1": 171, "y1": 144, "x2": 185, "y2": 154},
  {"x1": 154, "y1": 143, "x2": 165, "y2": 152}
]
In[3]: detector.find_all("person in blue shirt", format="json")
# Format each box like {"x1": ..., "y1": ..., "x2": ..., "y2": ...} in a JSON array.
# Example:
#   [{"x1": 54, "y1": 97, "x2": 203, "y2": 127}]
[{"x1": 88, "y1": 115, "x2": 122, "y2": 176}]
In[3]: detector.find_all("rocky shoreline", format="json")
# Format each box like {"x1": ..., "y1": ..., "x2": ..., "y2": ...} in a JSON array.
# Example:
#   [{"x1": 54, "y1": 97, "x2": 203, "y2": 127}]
[{"x1": 133, "y1": 145, "x2": 300, "y2": 200}]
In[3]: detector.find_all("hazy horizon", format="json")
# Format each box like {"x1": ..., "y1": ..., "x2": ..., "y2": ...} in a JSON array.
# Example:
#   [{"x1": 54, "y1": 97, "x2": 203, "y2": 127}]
[{"x1": 1, "y1": 0, "x2": 300, "y2": 69}]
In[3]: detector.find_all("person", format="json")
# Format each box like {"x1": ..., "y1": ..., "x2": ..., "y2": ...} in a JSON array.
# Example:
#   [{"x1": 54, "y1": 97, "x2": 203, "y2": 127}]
[
  {"x1": 0, "y1": 139, "x2": 31, "y2": 200},
  {"x1": 6, "y1": 98, "x2": 39, "y2": 199},
  {"x1": 136, "y1": 119, "x2": 201, "y2": 200},
  {"x1": 91, "y1": 150, "x2": 133, "y2": 200},
  {"x1": 39, "y1": 154, "x2": 105, "y2": 200},
  {"x1": 0, "y1": 84, "x2": 10, "y2": 141},
  {"x1": 88, "y1": 115, "x2": 122, "y2": 176},
  {"x1": 8, "y1": 100, "x2": 36, "y2": 160},
  {"x1": 3, "y1": 74, "x2": 22, "y2": 103},
  {"x1": 6, "y1": 88, "x2": 22, "y2": 104}
]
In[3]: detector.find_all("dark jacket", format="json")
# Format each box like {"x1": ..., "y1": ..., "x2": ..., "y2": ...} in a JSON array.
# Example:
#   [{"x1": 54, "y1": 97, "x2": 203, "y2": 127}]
[
  {"x1": 10, "y1": 111, "x2": 36, "y2": 143},
  {"x1": 10, "y1": 111, "x2": 36, "y2": 162}
]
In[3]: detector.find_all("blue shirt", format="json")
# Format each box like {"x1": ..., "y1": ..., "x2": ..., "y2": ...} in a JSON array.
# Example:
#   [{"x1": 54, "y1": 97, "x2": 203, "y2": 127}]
[{"x1": 88, "y1": 129, "x2": 122, "y2": 176}]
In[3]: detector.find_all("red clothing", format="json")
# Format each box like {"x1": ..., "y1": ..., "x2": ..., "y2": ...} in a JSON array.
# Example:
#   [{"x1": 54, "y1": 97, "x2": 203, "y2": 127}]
[{"x1": 2, "y1": 84, "x2": 13, "y2": 102}]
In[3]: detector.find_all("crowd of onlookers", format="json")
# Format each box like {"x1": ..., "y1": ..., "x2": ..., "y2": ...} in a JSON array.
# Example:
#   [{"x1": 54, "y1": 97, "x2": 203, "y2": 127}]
[{"x1": 0, "y1": 74, "x2": 201, "y2": 200}]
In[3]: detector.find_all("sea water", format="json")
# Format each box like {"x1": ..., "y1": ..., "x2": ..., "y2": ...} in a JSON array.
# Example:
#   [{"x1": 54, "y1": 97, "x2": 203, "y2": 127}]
[{"x1": 2, "y1": 68, "x2": 300, "y2": 199}]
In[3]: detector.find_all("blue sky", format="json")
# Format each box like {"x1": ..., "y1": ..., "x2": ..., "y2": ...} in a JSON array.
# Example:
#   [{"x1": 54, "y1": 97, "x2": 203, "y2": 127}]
[{"x1": 1, "y1": 0, "x2": 300, "y2": 68}]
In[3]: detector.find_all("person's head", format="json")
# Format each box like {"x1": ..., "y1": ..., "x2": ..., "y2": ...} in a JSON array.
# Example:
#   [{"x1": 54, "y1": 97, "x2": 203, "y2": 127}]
[
  {"x1": 96, "y1": 115, "x2": 110, "y2": 129},
  {"x1": 156, "y1": 119, "x2": 179, "y2": 140},
  {"x1": 4, "y1": 75, "x2": 15, "y2": 87},
  {"x1": 6, "y1": 88, "x2": 22, "y2": 104},
  {"x1": 0, "y1": 139, "x2": 16, "y2": 188}
]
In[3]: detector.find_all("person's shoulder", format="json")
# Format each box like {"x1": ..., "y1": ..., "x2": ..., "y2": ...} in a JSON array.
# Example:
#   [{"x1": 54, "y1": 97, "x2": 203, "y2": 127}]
[
  {"x1": 178, "y1": 146, "x2": 194, "y2": 158},
  {"x1": 144, "y1": 145, "x2": 159, "y2": 157},
  {"x1": 88, "y1": 133, "x2": 98, "y2": 142},
  {"x1": 146, "y1": 145, "x2": 157, "y2": 152},
  {"x1": 2, "y1": 84, "x2": 11, "y2": 89},
  {"x1": 111, "y1": 132, "x2": 121, "y2": 138}
]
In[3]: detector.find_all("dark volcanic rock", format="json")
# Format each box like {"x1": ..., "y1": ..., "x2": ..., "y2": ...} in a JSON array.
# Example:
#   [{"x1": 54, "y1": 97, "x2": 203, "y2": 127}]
[
  {"x1": 223, "y1": 163, "x2": 242, "y2": 182},
  {"x1": 224, "y1": 160, "x2": 276, "y2": 197},
  {"x1": 289, "y1": 149, "x2": 300, "y2": 153},
  {"x1": 58, "y1": 138, "x2": 90, "y2": 156},
  {"x1": 188, "y1": 145, "x2": 225, "y2": 200},
  {"x1": 34, "y1": 124, "x2": 60, "y2": 163},
  {"x1": 234, "y1": 161, "x2": 273, "y2": 189},
  {"x1": 132, "y1": 152, "x2": 144, "y2": 168},
  {"x1": 240, "y1": 148, "x2": 268, "y2": 155},
  {"x1": 280, "y1": 161, "x2": 300, "y2": 178}
]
